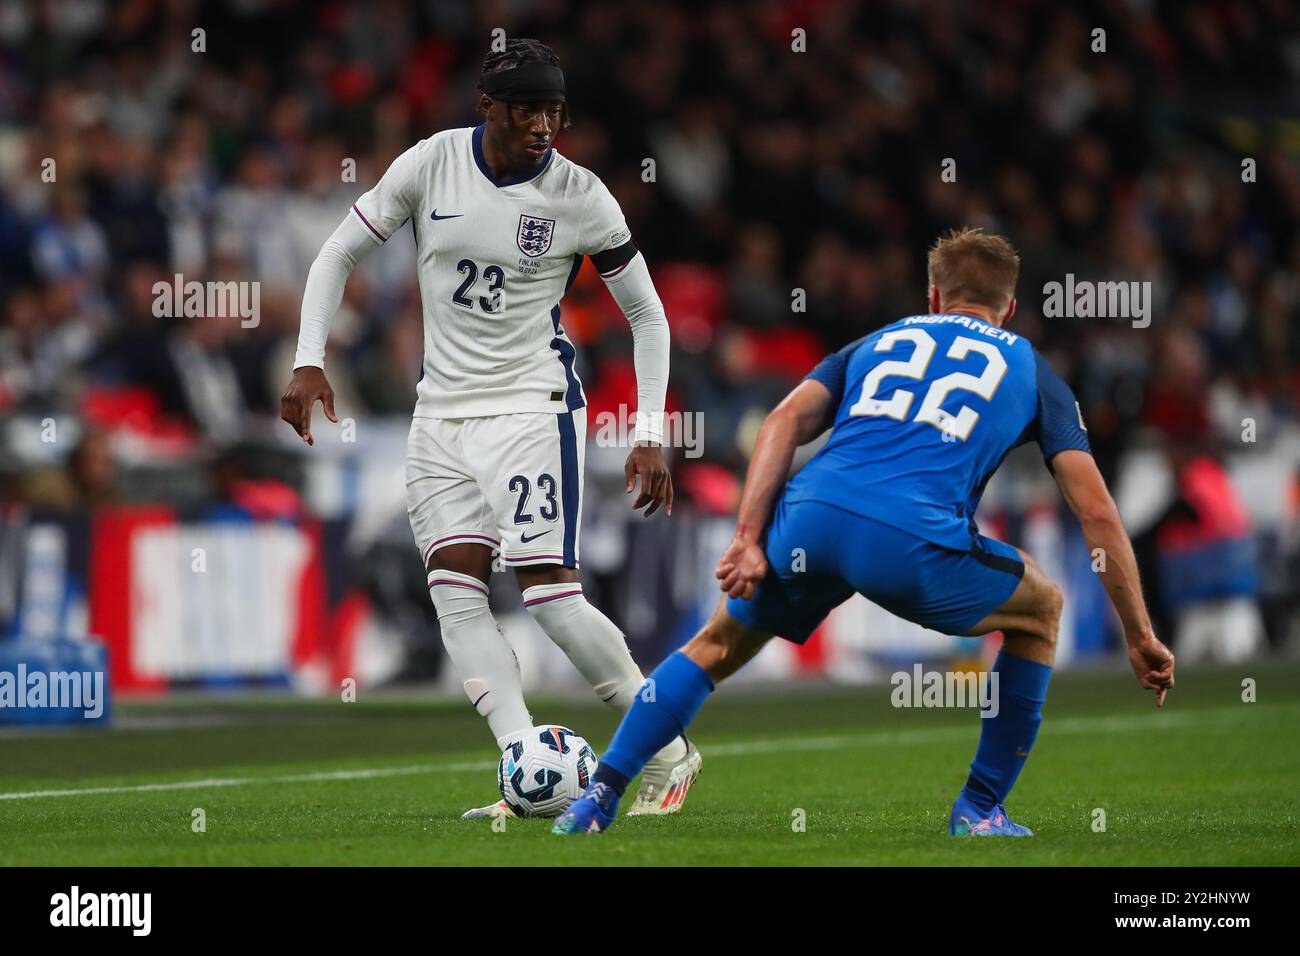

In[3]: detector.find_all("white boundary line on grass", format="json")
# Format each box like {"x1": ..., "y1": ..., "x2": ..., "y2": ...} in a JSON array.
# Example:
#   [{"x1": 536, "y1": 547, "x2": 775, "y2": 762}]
[
  {"x1": 0, "y1": 762, "x2": 493, "y2": 801},
  {"x1": 0, "y1": 705, "x2": 1255, "y2": 801}
]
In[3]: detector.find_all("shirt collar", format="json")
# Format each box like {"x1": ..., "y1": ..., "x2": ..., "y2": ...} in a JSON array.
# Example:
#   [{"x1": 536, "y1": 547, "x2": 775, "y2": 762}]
[{"x1": 471, "y1": 124, "x2": 553, "y2": 187}]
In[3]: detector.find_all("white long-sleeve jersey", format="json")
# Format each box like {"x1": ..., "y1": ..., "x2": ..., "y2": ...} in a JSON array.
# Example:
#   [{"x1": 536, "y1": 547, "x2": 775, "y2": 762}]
[{"x1": 294, "y1": 124, "x2": 669, "y2": 442}]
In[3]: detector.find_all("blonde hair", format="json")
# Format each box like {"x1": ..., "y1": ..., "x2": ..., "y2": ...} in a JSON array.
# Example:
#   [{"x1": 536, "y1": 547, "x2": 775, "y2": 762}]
[{"x1": 927, "y1": 227, "x2": 1020, "y2": 313}]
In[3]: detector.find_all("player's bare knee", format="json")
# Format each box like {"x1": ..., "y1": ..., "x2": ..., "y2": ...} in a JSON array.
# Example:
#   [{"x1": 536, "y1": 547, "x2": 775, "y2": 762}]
[
  {"x1": 514, "y1": 563, "x2": 579, "y2": 592},
  {"x1": 426, "y1": 542, "x2": 492, "y2": 584},
  {"x1": 1035, "y1": 581, "x2": 1065, "y2": 645}
]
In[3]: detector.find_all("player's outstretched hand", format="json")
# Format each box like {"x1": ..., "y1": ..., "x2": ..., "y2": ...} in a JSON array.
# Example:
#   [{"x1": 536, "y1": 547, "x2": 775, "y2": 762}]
[
  {"x1": 715, "y1": 534, "x2": 767, "y2": 600},
  {"x1": 280, "y1": 366, "x2": 338, "y2": 446},
  {"x1": 1127, "y1": 632, "x2": 1175, "y2": 708},
  {"x1": 625, "y1": 444, "x2": 673, "y2": 517}
]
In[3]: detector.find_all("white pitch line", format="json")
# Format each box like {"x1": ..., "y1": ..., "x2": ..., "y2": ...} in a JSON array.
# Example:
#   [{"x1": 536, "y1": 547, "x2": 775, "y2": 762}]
[
  {"x1": 0, "y1": 704, "x2": 1261, "y2": 802},
  {"x1": 0, "y1": 761, "x2": 495, "y2": 801}
]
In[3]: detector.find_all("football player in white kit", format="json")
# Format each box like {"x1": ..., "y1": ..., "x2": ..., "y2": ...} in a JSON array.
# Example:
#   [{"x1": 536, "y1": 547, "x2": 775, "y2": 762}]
[{"x1": 281, "y1": 39, "x2": 700, "y2": 818}]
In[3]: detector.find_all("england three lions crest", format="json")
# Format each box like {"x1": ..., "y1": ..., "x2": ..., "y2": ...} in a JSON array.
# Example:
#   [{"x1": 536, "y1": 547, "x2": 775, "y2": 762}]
[{"x1": 517, "y1": 214, "x2": 555, "y2": 258}]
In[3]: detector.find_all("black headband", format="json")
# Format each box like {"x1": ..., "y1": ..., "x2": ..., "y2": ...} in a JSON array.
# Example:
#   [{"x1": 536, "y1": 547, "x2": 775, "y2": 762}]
[{"x1": 480, "y1": 62, "x2": 566, "y2": 103}]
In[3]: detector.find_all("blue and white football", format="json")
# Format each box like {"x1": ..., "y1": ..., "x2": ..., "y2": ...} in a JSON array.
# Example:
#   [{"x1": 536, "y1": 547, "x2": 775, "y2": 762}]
[{"x1": 497, "y1": 724, "x2": 598, "y2": 818}]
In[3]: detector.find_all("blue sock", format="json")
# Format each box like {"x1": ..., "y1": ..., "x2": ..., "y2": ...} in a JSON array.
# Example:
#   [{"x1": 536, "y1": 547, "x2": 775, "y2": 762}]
[
  {"x1": 594, "y1": 652, "x2": 715, "y2": 795},
  {"x1": 960, "y1": 649, "x2": 1052, "y2": 814}
]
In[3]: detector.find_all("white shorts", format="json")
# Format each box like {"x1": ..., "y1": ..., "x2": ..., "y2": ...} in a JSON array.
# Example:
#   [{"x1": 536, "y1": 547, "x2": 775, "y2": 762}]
[{"x1": 406, "y1": 409, "x2": 586, "y2": 571}]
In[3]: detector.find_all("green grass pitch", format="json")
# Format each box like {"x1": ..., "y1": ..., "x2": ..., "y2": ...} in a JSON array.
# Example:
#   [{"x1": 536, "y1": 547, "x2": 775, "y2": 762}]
[{"x1": 1, "y1": 662, "x2": 1297, "y2": 866}]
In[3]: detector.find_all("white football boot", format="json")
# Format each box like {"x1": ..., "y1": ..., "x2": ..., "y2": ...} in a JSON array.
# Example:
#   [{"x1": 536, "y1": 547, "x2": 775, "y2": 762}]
[
  {"x1": 460, "y1": 799, "x2": 517, "y2": 821},
  {"x1": 625, "y1": 737, "x2": 702, "y2": 816}
]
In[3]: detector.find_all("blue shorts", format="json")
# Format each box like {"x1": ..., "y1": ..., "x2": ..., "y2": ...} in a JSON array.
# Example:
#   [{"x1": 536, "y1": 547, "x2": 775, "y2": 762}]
[{"x1": 726, "y1": 498, "x2": 1025, "y2": 643}]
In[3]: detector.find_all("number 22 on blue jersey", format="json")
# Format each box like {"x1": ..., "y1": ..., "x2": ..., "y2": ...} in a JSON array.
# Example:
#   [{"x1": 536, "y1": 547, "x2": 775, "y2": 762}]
[{"x1": 848, "y1": 328, "x2": 1008, "y2": 441}]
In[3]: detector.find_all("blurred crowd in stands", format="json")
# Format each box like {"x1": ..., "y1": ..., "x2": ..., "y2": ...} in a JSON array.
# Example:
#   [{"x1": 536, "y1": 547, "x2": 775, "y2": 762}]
[{"x1": 1, "y1": 0, "x2": 1297, "y2": 655}]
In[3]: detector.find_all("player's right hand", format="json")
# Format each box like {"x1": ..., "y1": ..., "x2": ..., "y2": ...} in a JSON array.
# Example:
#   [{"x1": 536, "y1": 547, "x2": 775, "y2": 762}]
[
  {"x1": 715, "y1": 534, "x2": 768, "y2": 600},
  {"x1": 280, "y1": 366, "x2": 337, "y2": 446},
  {"x1": 1127, "y1": 632, "x2": 1175, "y2": 708}
]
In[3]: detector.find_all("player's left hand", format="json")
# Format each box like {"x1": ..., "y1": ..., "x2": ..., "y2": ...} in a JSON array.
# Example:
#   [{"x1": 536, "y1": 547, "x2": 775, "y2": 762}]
[
  {"x1": 716, "y1": 534, "x2": 768, "y2": 600},
  {"x1": 625, "y1": 444, "x2": 673, "y2": 517},
  {"x1": 1127, "y1": 632, "x2": 1175, "y2": 708}
]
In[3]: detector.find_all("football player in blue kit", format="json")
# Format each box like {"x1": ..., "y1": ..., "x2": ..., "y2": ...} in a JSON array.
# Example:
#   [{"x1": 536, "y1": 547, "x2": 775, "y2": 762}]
[{"x1": 555, "y1": 228, "x2": 1176, "y2": 837}]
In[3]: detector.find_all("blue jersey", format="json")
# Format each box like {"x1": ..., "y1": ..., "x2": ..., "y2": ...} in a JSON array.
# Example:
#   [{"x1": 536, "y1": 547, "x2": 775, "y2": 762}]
[{"x1": 785, "y1": 313, "x2": 1091, "y2": 551}]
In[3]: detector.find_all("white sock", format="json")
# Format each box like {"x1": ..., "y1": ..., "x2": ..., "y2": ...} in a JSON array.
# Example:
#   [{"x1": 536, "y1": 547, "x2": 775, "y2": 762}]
[
  {"x1": 522, "y1": 583, "x2": 688, "y2": 763},
  {"x1": 428, "y1": 570, "x2": 532, "y2": 750}
]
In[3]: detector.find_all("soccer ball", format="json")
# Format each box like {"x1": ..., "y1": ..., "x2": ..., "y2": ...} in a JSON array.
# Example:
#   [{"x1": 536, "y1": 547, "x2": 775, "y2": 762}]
[{"x1": 497, "y1": 725, "x2": 598, "y2": 818}]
